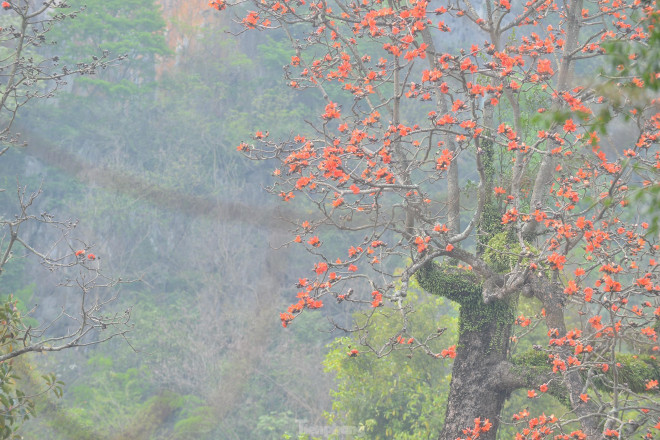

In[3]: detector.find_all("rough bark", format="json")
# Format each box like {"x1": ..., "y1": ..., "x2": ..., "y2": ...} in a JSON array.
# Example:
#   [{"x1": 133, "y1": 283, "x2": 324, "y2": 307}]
[
  {"x1": 417, "y1": 263, "x2": 515, "y2": 440},
  {"x1": 441, "y1": 303, "x2": 514, "y2": 439}
]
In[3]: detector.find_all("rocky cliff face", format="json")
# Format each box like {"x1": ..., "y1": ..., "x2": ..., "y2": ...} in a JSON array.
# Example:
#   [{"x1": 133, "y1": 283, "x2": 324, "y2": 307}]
[{"x1": 156, "y1": 0, "x2": 231, "y2": 73}]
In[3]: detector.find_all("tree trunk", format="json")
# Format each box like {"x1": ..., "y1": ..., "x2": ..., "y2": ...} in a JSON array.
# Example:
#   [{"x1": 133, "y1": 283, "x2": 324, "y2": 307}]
[
  {"x1": 416, "y1": 263, "x2": 515, "y2": 440},
  {"x1": 440, "y1": 297, "x2": 514, "y2": 440}
]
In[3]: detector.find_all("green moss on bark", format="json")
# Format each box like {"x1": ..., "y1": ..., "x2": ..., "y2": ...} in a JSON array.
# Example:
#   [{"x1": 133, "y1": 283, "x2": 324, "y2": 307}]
[
  {"x1": 509, "y1": 350, "x2": 660, "y2": 409},
  {"x1": 483, "y1": 231, "x2": 538, "y2": 274},
  {"x1": 477, "y1": 136, "x2": 503, "y2": 256},
  {"x1": 458, "y1": 297, "x2": 515, "y2": 353},
  {"x1": 511, "y1": 349, "x2": 571, "y2": 407},
  {"x1": 416, "y1": 263, "x2": 515, "y2": 353},
  {"x1": 415, "y1": 263, "x2": 481, "y2": 306},
  {"x1": 511, "y1": 349, "x2": 548, "y2": 368}
]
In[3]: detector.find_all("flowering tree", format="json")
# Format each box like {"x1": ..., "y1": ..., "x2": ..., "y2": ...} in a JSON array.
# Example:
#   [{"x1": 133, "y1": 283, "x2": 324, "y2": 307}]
[{"x1": 213, "y1": 0, "x2": 659, "y2": 438}]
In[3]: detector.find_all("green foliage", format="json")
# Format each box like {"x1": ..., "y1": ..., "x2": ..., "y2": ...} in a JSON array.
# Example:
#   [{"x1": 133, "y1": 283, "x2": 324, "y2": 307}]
[
  {"x1": 14, "y1": 16, "x2": 327, "y2": 431},
  {"x1": 113, "y1": 392, "x2": 184, "y2": 440},
  {"x1": 27, "y1": 354, "x2": 213, "y2": 440},
  {"x1": 602, "y1": 354, "x2": 660, "y2": 394},
  {"x1": 171, "y1": 399, "x2": 216, "y2": 439},
  {"x1": 19, "y1": 0, "x2": 171, "y2": 193},
  {"x1": 1, "y1": 2, "x2": 297, "y2": 439},
  {"x1": 324, "y1": 288, "x2": 458, "y2": 439},
  {"x1": 601, "y1": 11, "x2": 659, "y2": 92},
  {"x1": 65, "y1": 355, "x2": 152, "y2": 429},
  {"x1": 0, "y1": 259, "x2": 26, "y2": 298},
  {"x1": 37, "y1": 390, "x2": 188, "y2": 440},
  {"x1": 0, "y1": 259, "x2": 38, "y2": 330},
  {"x1": 48, "y1": 0, "x2": 170, "y2": 95},
  {"x1": 498, "y1": 388, "x2": 569, "y2": 439},
  {"x1": 0, "y1": 298, "x2": 65, "y2": 440},
  {"x1": 255, "y1": 411, "x2": 303, "y2": 440},
  {"x1": 0, "y1": 362, "x2": 35, "y2": 439}
]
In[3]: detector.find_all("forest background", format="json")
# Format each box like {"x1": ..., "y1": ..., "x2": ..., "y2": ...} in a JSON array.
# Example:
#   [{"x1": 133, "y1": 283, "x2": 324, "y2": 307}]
[
  {"x1": 0, "y1": 0, "x2": 657, "y2": 439},
  {"x1": 1, "y1": 1, "x2": 418, "y2": 438}
]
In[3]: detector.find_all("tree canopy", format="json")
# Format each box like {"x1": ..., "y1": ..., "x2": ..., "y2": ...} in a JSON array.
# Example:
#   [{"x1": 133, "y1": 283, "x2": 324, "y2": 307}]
[{"x1": 213, "y1": 0, "x2": 660, "y2": 438}]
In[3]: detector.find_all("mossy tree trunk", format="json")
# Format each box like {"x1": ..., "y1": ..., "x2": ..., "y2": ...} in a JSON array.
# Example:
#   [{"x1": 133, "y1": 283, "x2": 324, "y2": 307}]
[
  {"x1": 416, "y1": 114, "x2": 517, "y2": 440},
  {"x1": 417, "y1": 264, "x2": 515, "y2": 440},
  {"x1": 443, "y1": 299, "x2": 515, "y2": 440}
]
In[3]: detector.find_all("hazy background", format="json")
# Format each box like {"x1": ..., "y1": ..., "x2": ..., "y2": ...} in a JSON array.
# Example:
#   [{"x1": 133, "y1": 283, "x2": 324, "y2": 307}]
[{"x1": 0, "y1": 1, "x2": 565, "y2": 438}]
